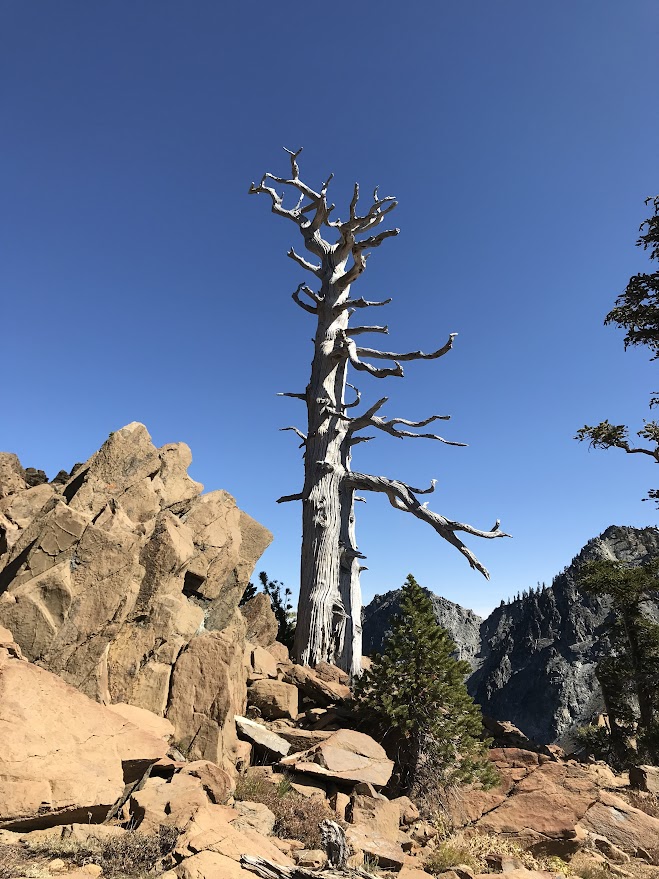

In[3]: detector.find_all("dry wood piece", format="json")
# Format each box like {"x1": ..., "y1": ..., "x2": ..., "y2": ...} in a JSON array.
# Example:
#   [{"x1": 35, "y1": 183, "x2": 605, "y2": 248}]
[{"x1": 250, "y1": 148, "x2": 509, "y2": 675}]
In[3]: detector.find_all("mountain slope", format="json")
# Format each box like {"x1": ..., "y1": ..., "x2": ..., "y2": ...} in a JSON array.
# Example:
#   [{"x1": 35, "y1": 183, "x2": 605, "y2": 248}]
[{"x1": 362, "y1": 525, "x2": 659, "y2": 746}]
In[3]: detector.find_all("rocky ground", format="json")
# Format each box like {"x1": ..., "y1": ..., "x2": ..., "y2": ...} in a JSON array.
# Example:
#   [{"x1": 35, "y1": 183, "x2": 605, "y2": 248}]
[{"x1": 1, "y1": 425, "x2": 659, "y2": 879}]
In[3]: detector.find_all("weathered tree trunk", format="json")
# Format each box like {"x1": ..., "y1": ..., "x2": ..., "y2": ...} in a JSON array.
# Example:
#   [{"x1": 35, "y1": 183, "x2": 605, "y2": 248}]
[{"x1": 251, "y1": 149, "x2": 510, "y2": 675}]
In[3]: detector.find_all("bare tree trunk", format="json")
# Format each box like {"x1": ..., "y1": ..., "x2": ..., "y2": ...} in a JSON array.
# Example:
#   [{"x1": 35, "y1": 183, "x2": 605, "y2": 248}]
[{"x1": 251, "y1": 149, "x2": 510, "y2": 675}]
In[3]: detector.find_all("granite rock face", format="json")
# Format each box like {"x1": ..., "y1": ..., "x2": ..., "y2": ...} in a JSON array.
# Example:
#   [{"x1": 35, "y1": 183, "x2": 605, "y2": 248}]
[
  {"x1": 363, "y1": 525, "x2": 659, "y2": 746},
  {"x1": 362, "y1": 590, "x2": 483, "y2": 667},
  {"x1": 0, "y1": 423, "x2": 272, "y2": 772}
]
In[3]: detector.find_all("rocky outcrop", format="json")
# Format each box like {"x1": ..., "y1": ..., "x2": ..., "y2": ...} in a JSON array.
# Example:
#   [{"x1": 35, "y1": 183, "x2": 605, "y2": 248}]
[
  {"x1": 0, "y1": 634, "x2": 167, "y2": 829},
  {"x1": 363, "y1": 525, "x2": 659, "y2": 746},
  {"x1": 0, "y1": 423, "x2": 271, "y2": 771},
  {"x1": 363, "y1": 589, "x2": 483, "y2": 667}
]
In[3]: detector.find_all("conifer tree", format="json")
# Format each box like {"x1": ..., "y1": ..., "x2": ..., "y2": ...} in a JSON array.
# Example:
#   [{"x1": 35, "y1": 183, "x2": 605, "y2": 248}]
[
  {"x1": 354, "y1": 574, "x2": 497, "y2": 794},
  {"x1": 579, "y1": 559, "x2": 659, "y2": 763}
]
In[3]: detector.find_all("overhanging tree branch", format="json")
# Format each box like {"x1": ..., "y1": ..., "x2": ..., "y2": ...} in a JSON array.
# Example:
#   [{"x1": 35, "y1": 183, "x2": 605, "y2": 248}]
[{"x1": 347, "y1": 471, "x2": 510, "y2": 578}]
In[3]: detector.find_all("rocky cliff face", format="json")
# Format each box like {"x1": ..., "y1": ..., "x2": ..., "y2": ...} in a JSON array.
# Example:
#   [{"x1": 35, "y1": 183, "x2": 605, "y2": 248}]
[
  {"x1": 362, "y1": 525, "x2": 659, "y2": 746},
  {"x1": 362, "y1": 589, "x2": 483, "y2": 667},
  {"x1": 0, "y1": 423, "x2": 272, "y2": 773}
]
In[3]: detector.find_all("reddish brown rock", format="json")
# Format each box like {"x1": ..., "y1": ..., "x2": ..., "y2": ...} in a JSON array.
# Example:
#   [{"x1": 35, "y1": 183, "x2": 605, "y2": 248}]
[
  {"x1": 579, "y1": 789, "x2": 659, "y2": 857},
  {"x1": 248, "y1": 679, "x2": 298, "y2": 720},
  {"x1": 0, "y1": 651, "x2": 166, "y2": 829},
  {"x1": 175, "y1": 803, "x2": 294, "y2": 866},
  {"x1": 240, "y1": 593, "x2": 278, "y2": 647},
  {"x1": 279, "y1": 728, "x2": 394, "y2": 787},
  {"x1": 0, "y1": 424, "x2": 272, "y2": 772},
  {"x1": 348, "y1": 791, "x2": 400, "y2": 841},
  {"x1": 167, "y1": 612, "x2": 248, "y2": 771},
  {"x1": 281, "y1": 663, "x2": 351, "y2": 706},
  {"x1": 477, "y1": 761, "x2": 598, "y2": 838}
]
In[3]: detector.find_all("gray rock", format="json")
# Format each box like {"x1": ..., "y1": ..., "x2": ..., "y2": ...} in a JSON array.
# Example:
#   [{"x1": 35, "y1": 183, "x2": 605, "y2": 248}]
[
  {"x1": 235, "y1": 715, "x2": 291, "y2": 759},
  {"x1": 362, "y1": 525, "x2": 659, "y2": 747}
]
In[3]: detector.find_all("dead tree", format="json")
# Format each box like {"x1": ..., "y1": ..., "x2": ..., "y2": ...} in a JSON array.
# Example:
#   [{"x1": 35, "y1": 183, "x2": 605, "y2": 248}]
[{"x1": 250, "y1": 149, "x2": 509, "y2": 676}]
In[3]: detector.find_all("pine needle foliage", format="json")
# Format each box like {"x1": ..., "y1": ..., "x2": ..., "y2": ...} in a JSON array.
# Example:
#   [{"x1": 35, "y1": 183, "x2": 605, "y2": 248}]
[
  {"x1": 354, "y1": 574, "x2": 497, "y2": 793},
  {"x1": 578, "y1": 559, "x2": 659, "y2": 765}
]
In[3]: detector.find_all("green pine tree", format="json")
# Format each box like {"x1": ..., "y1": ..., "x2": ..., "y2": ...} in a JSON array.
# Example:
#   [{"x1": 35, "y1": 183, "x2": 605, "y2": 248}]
[
  {"x1": 578, "y1": 559, "x2": 659, "y2": 764},
  {"x1": 354, "y1": 574, "x2": 498, "y2": 795}
]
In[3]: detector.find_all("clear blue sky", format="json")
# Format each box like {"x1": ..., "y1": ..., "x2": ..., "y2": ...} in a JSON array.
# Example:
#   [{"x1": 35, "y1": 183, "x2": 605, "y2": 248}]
[{"x1": 3, "y1": 1, "x2": 658, "y2": 617}]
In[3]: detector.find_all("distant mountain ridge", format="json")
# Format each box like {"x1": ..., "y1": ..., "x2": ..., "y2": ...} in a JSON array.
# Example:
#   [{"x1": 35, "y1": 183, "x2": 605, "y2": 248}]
[{"x1": 362, "y1": 525, "x2": 659, "y2": 746}]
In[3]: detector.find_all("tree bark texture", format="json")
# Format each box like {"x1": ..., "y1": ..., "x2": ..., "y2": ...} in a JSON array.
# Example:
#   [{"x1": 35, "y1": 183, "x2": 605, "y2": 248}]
[{"x1": 250, "y1": 149, "x2": 510, "y2": 676}]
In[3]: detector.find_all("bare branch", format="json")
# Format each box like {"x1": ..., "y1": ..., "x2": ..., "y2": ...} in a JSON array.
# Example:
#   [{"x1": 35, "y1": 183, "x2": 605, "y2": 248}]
[
  {"x1": 281, "y1": 426, "x2": 307, "y2": 445},
  {"x1": 354, "y1": 228, "x2": 400, "y2": 251},
  {"x1": 335, "y1": 296, "x2": 392, "y2": 313},
  {"x1": 277, "y1": 492, "x2": 304, "y2": 504},
  {"x1": 344, "y1": 383, "x2": 361, "y2": 408},
  {"x1": 277, "y1": 391, "x2": 307, "y2": 401},
  {"x1": 346, "y1": 471, "x2": 510, "y2": 578},
  {"x1": 292, "y1": 283, "x2": 318, "y2": 314},
  {"x1": 287, "y1": 248, "x2": 321, "y2": 276},
  {"x1": 346, "y1": 325, "x2": 389, "y2": 336},
  {"x1": 343, "y1": 335, "x2": 403, "y2": 378},
  {"x1": 356, "y1": 332, "x2": 458, "y2": 362},
  {"x1": 249, "y1": 175, "x2": 303, "y2": 225}
]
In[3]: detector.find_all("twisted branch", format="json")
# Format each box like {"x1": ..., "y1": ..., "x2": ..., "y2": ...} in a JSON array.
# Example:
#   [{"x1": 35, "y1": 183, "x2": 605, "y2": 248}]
[
  {"x1": 346, "y1": 471, "x2": 510, "y2": 578},
  {"x1": 292, "y1": 283, "x2": 319, "y2": 314},
  {"x1": 355, "y1": 332, "x2": 457, "y2": 362}
]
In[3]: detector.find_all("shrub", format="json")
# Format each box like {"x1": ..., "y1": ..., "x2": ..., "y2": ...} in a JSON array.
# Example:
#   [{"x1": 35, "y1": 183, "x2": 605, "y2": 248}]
[
  {"x1": 22, "y1": 826, "x2": 179, "y2": 878},
  {"x1": 235, "y1": 772, "x2": 334, "y2": 849}
]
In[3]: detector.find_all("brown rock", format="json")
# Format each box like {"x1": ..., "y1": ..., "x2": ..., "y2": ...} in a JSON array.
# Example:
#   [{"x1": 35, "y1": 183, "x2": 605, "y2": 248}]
[
  {"x1": 472, "y1": 872, "x2": 560, "y2": 879},
  {"x1": 167, "y1": 610, "x2": 248, "y2": 771},
  {"x1": 267, "y1": 641, "x2": 290, "y2": 663},
  {"x1": 579, "y1": 789, "x2": 659, "y2": 857},
  {"x1": 0, "y1": 423, "x2": 272, "y2": 773},
  {"x1": 107, "y1": 702, "x2": 175, "y2": 742},
  {"x1": 129, "y1": 772, "x2": 211, "y2": 832},
  {"x1": 233, "y1": 801, "x2": 276, "y2": 836},
  {"x1": 313, "y1": 661, "x2": 350, "y2": 686},
  {"x1": 0, "y1": 652, "x2": 166, "y2": 829},
  {"x1": 176, "y1": 850, "x2": 255, "y2": 878},
  {"x1": 349, "y1": 792, "x2": 400, "y2": 841},
  {"x1": 288, "y1": 776, "x2": 327, "y2": 798},
  {"x1": 181, "y1": 761, "x2": 235, "y2": 805},
  {"x1": 240, "y1": 593, "x2": 278, "y2": 647},
  {"x1": 0, "y1": 453, "x2": 27, "y2": 499},
  {"x1": 280, "y1": 728, "x2": 394, "y2": 788},
  {"x1": 294, "y1": 850, "x2": 327, "y2": 868},
  {"x1": 346, "y1": 825, "x2": 406, "y2": 869},
  {"x1": 330, "y1": 791, "x2": 350, "y2": 821},
  {"x1": 175, "y1": 803, "x2": 293, "y2": 865},
  {"x1": 477, "y1": 761, "x2": 598, "y2": 838},
  {"x1": 282, "y1": 663, "x2": 351, "y2": 706},
  {"x1": 392, "y1": 796, "x2": 421, "y2": 826},
  {"x1": 398, "y1": 868, "x2": 436, "y2": 879},
  {"x1": 248, "y1": 679, "x2": 298, "y2": 720},
  {"x1": 250, "y1": 645, "x2": 278, "y2": 680}
]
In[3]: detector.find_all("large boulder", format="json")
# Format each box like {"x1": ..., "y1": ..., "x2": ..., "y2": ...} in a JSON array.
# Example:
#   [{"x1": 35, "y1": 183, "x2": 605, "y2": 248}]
[
  {"x1": 279, "y1": 729, "x2": 394, "y2": 788},
  {"x1": 0, "y1": 424, "x2": 272, "y2": 770},
  {"x1": 0, "y1": 643, "x2": 167, "y2": 829}
]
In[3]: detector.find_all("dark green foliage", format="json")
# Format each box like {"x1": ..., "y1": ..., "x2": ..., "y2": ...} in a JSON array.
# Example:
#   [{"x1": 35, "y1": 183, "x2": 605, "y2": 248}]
[
  {"x1": 247, "y1": 571, "x2": 296, "y2": 650},
  {"x1": 578, "y1": 559, "x2": 659, "y2": 765},
  {"x1": 576, "y1": 196, "x2": 659, "y2": 503},
  {"x1": 239, "y1": 580, "x2": 258, "y2": 606},
  {"x1": 605, "y1": 195, "x2": 659, "y2": 359},
  {"x1": 354, "y1": 574, "x2": 498, "y2": 794}
]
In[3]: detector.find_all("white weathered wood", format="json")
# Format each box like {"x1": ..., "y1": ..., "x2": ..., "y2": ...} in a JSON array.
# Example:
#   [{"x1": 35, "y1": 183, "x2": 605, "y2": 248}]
[{"x1": 251, "y1": 148, "x2": 510, "y2": 675}]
